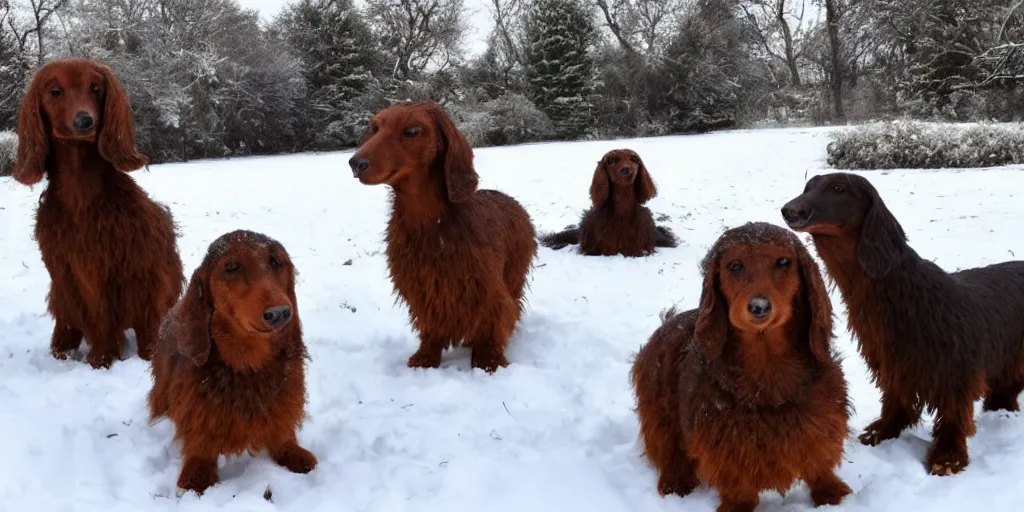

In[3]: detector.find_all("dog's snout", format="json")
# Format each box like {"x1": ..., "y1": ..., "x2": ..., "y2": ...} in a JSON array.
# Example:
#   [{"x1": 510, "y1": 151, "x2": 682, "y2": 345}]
[
  {"x1": 747, "y1": 296, "x2": 772, "y2": 320},
  {"x1": 73, "y1": 111, "x2": 94, "y2": 132},
  {"x1": 348, "y1": 155, "x2": 370, "y2": 178},
  {"x1": 619, "y1": 167, "x2": 632, "y2": 177},
  {"x1": 781, "y1": 201, "x2": 812, "y2": 228},
  {"x1": 262, "y1": 305, "x2": 293, "y2": 329}
]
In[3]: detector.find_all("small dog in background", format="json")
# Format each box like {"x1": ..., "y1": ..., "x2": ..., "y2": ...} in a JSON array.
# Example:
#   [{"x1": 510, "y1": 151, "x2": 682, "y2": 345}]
[
  {"x1": 350, "y1": 101, "x2": 537, "y2": 373},
  {"x1": 148, "y1": 230, "x2": 317, "y2": 495},
  {"x1": 13, "y1": 58, "x2": 183, "y2": 368},
  {"x1": 540, "y1": 149, "x2": 678, "y2": 257},
  {"x1": 631, "y1": 222, "x2": 851, "y2": 512}
]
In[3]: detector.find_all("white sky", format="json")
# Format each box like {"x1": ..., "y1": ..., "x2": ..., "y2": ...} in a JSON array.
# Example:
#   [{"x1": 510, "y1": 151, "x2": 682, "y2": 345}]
[{"x1": 236, "y1": 0, "x2": 493, "y2": 56}]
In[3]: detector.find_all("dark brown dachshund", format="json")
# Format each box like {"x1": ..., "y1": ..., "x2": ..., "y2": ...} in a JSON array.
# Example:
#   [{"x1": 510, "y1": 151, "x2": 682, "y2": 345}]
[
  {"x1": 632, "y1": 222, "x2": 851, "y2": 512},
  {"x1": 540, "y1": 149, "x2": 678, "y2": 257},
  {"x1": 13, "y1": 58, "x2": 183, "y2": 369},
  {"x1": 148, "y1": 230, "x2": 316, "y2": 495},
  {"x1": 782, "y1": 172, "x2": 1024, "y2": 476},
  {"x1": 349, "y1": 101, "x2": 537, "y2": 373}
]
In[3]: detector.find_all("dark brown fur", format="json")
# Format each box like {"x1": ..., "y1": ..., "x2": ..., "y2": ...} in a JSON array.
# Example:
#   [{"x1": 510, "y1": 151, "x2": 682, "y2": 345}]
[
  {"x1": 349, "y1": 101, "x2": 537, "y2": 373},
  {"x1": 782, "y1": 172, "x2": 1024, "y2": 476},
  {"x1": 539, "y1": 149, "x2": 678, "y2": 257},
  {"x1": 13, "y1": 58, "x2": 183, "y2": 369},
  {"x1": 631, "y1": 222, "x2": 851, "y2": 512},
  {"x1": 148, "y1": 230, "x2": 316, "y2": 495}
]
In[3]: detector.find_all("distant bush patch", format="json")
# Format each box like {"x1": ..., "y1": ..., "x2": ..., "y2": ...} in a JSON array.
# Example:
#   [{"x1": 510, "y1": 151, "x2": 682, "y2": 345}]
[
  {"x1": 827, "y1": 121, "x2": 1024, "y2": 170},
  {"x1": 0, "y1": 131, "x2": 16, "y2": 178},
  {"x1": 455, "y1": 94, "x2": 555, "y2": 148}
]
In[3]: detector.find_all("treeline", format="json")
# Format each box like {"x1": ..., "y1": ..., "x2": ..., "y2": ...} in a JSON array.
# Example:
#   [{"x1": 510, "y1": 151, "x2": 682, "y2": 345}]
[{"x1": 1, "y1": 0, "x2": 1022, "y2": 165}]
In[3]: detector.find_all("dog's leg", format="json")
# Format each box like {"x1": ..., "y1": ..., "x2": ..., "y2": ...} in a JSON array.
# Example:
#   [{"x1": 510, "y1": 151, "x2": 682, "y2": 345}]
[
  {"x1": 83, "y1": 313, "x2": 124, "y2": 370},
  {"x1": 177, "y1": 454, "x2": 219, "y2": 495},
  {"x1": 982, "y1": 376, "x2": 1024, "y2": 412},
  {"x1": 927, "y1": 398, "x2": 975, "y2": 476},
  {"x1": 655, "y1": 448, "x2": 699, "y2": 498},
  {"x1": 50, "y1": 324, "x2": 83, "y2": 360},
  {"x1": 858, "y1": 391, "x2": 921, "y2": 446},
  {"x1": 407, "y1": 331, "x2": 446, "y2": 369},
  {"x1": 806, "y1": 470, "x2": 852, "y2": 507},
  {"x1": 470, "y1": 292, "x2": 517, "y2": 373},
  {"x1": 717, "y1": 488, "x2": 759, "y2": 512},
  {"x1": 134, "y1": 309, "x2": 161, "y2": 362},
  {"x1": 270, "y1": 435, "x2": 318, "y2": 474}
]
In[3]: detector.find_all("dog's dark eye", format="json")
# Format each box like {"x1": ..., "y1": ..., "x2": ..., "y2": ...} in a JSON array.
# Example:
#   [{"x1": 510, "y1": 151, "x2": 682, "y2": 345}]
[
  {"x1": 629, "y1": 155, "x2": 639, "y2": 163},
  {"x1": 830, "y1": 184, "x2": 844, "y2": 194},
  {"x1": 225, "y1": 262, "x2": 241, "y2": 273},
  {"x1": 269, "y1": 256, "x2": 282, "y2": 269},
  {"x1": 726, "y1": 260, "x2": 743, "y2": 273},
  {"x1": 49, "y1": 89, "x2": 62, "y2": 98},
  {"x1": 403, "y1": 127, "x2": 421, "y2": 138},
  {"x1": 604, "y1": 157, "x2": 615, "y2": 166},
  {"x1": 91, "y1": 84, "x2": 101, "y2": 95},
  {"x1": 776, "y1": 257, "x2": 791, "y2": 268}
]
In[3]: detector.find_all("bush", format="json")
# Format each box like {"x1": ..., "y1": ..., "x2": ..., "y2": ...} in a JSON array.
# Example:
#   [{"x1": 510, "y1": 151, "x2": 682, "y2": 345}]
[
  {"x1": 827, "y1": 120, "x2": 1024, "y2": 170},
  {"x1": 0, "y1": 131, "x2": 15, "y2": 178},
  {"x1": 455, "y1": 94, "x2": 555, "y2": 148}
]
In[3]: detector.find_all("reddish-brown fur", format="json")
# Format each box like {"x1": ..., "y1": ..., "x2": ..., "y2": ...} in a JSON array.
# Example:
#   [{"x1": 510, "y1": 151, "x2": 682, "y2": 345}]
[
  {"x1": 631, "y1": 222, "x2": 852, "y2": 512},
  {"x1": 783, "y1": 172, "x2": 1024, "y2": 476},
  {"x1": 148, "y1": 230, "x2": 316, "y2": 495},
  {"x1": 539, "y1": 149, "x2": 678, "y2": 257},
  {"x1": 13, "y1": 58, "x2": 183, "y2": 369},
  {"x1": 349, "y1": 101, "x2": 537, "y2": 373}
]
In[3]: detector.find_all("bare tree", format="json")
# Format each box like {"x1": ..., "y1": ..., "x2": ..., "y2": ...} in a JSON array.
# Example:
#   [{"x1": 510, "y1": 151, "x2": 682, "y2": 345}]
[
  {"x1": 823, "y1": 0, "x2": 844, "y2": 121},
  {"x1": 365, "y1": 0, "x2": 467, "y2": 80},
  {"x1": 7, "y1": 0, "x2": 68, "y2": 65},
  {"x1": 741, "y1": 0, "x2": 813, "y2": 86},
  {"x1": 595, "y1": 0, "x2": 684, "y2": 58}
]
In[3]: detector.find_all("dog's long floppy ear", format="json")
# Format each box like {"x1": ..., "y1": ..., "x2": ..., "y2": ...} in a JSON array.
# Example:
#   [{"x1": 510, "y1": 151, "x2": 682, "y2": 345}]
[
  {"x1": 159, "y1": 266, "x2": 212, "y2": 366},
  {"x1": 428, "y1": 102, "x2": 478, "y2": 203},
  {"x1": 590, "y1": 158, "x2": 610, "y2": 208},
  {"x1": 797, "y1": 242, "x2": 834, "y2": 364},
  {"x1": 97, "y1": 64, "x2": 147, "y2": 172},
  {"x1": 633, "y1": 154, "x2": 657, "y2": 204},
  {"x1": 856, "y1": 179, "x2": 906, "y2": 279},
  {"x1": 14, "y1": 73, "x2": 48, "y2": 186},
  {"x1": 694, "y1": 259, "x2": 727, "y2": 361}
]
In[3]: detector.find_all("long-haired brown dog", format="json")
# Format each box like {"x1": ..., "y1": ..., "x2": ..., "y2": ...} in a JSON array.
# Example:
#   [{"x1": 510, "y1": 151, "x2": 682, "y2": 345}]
[
  {"x1": 540, "y1": 149, "x2": 678, "y2": 257},
  {"x1": 13, "y1": 58, "x2": 183, "y2": 369},
  {"x1": 783, "y1": 172, "x2": 1024, "y2": 476},
  {"x1": 148, "y1": 230, "x2": 316, "y2": 495},
  {"x1": 631, "y1": 222, "x2": 852, "y2": 512},
  {"x1": 349, "y1": 101, "x2": 537, "y2": 373}
]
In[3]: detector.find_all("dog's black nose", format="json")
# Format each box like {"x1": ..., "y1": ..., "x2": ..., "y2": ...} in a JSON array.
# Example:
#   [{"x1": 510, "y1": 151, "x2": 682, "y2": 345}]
[
  {"x1": 73, "y1": 111, "x2": 94, "y2": 132},
  {"x1": 781, "y1": 202, "x2": 811, "y2": 227},
  {"x1": 747, "y1": 296, "x2": 772, "y2": 320},
  {"x1": 620, "y1": 167, "x2": 632, "y2": 177},
  {"x1": 349, "y1": 155, "x2": 370, "y2": 178},
  {"x1": 262, "y1": 306, "x2": 293, "y2": 329}
]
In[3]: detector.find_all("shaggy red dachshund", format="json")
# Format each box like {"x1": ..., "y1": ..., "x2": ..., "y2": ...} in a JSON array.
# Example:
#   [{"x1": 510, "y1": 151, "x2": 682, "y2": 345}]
[
  {"x1": 148, "y1": 230, "x2": 316, "y2": 495},
  {"x1": 349, "y1": 101, "x2": 537, "y2": 373},
  {"x1": 13, "y1": 58, "x2": 183, "y2": 369},
  {"x1": 539, "y1": 149, "x2": 678, "y2": 257},
  {"x1": 783, "y1": 172, "x2": 1024, "y2": 476},
  {"x1": 632, "y1": 222, "x2": 852, "y2": 512}
]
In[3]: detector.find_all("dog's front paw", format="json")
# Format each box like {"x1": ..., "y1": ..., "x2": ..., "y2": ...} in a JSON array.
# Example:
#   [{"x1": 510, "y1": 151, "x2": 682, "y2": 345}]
[
  {"x1": 177, "y1": 458, "x2": 219, "y2": 495},
  {"x1": 273, "y1": 443, "x2": 318, "y2": 474}
]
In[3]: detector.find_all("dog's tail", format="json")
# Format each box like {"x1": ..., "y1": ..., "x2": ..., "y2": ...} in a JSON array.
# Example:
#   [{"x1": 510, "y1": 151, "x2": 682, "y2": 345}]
[{"x1": 538, "y1": 227, "x2": 580, "y2": 250}]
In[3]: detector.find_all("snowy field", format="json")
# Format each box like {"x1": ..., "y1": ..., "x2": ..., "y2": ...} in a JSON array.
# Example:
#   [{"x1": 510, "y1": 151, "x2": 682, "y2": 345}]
[{"x1": 2, "y1": 127, "x2": 1024, "y2": 511}]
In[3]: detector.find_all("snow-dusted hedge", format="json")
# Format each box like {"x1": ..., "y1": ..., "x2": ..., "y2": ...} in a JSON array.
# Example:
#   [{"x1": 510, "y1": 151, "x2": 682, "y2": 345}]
[
  {"x1": 827, "y1": 121, "x2": 1024, "y2": 170},
  {"x1": 0, "y1": 131, "x2": 15, "y2": 178},
  {"x1": 455, "y1": 94, "x2": 555, "y2": 148}
]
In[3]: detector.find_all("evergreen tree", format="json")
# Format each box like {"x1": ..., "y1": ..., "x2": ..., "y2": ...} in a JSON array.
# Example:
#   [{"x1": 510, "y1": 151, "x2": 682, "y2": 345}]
[
  {"x1": 524, "y1": 0, "x2": 596, "y2": 139},
  {"x1": 274, "y1": 0, "x2": 381, "y2": 149}
]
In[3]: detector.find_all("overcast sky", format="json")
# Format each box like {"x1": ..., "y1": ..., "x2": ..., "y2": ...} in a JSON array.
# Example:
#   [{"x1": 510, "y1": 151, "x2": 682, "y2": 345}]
[{"x1": 236, "y1": 0, "x2": 493, "y2": 56}]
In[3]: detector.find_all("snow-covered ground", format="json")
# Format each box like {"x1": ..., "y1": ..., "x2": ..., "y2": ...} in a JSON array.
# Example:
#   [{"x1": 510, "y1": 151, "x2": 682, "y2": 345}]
[{"x1": 2, "y1": 127, "x2": 1023, "y2": 511}]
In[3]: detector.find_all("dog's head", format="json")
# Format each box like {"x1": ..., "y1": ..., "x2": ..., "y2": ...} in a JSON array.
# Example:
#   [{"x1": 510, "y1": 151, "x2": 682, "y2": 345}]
[
  {"x1": 15, "y1": 58, "x2": 146, "y2": 185},
  {"x1": 590, "y1": 149, "x2": 656, "y2": 207},
  {"x1": 160, "y1": 230, "x2": 300, "y2": 370},
  {"x1": 694, "y1": 222, "x2": 833, "y2": 364},
  {"x1": 349, "y1": 101, "x2": 478, "y2": 203}
]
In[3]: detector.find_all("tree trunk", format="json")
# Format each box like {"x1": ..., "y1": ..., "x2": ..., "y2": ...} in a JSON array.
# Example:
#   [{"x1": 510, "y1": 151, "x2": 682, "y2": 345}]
[
  {"x1": 777, "y1": 0, "x2": 800, "y2": 86},
  {"x1": 824, "y1": 0, "x2": 845, "y2": 122}
]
